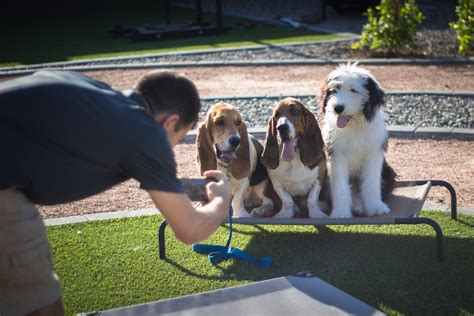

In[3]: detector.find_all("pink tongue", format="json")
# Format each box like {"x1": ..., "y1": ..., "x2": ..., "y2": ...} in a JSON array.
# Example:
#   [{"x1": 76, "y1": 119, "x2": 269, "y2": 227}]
[
  {"x1": 222, "y1": 151, "x2": 237, "y2": 160},
  {"x1": 281, "y1": 139, "x2": 295, "y2": 161},
  {"x1": 337, "y1": 116, "x2": 348, "y2": 128}
]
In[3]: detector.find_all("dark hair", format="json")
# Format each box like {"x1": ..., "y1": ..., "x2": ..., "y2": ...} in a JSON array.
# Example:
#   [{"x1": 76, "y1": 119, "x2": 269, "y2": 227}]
[{"x1": 135, "y1": 71, "x2": 201, "y2": 130}]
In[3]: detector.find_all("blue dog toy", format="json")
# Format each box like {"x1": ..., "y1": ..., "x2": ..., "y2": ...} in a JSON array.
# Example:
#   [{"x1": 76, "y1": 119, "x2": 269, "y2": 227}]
[{"x1": 192, "y1": 209, "x2": 272, "y2": 267}]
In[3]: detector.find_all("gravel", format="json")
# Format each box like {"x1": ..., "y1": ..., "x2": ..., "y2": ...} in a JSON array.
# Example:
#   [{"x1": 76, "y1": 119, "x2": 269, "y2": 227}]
[
  {"x1": 200, "y1": 94, "x2": 473, "y2": 129},
  {"x1": 1, "y1": 25, "x2": 471, "y2": 130}
]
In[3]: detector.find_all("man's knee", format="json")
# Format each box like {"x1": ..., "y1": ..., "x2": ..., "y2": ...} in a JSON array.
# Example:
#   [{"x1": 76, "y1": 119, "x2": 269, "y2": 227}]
[{"x1": 27, "y1": 298, "x2": 64, "y2": 316}]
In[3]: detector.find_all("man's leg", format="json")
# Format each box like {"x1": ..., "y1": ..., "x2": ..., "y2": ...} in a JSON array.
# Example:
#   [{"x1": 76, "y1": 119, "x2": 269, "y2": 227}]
[
  {"x1": 0, "y1": 188, "x2": 64, "y2": 316},
  {"x1": 27, "y1": 299, "x2": 64, "y2": 316}
]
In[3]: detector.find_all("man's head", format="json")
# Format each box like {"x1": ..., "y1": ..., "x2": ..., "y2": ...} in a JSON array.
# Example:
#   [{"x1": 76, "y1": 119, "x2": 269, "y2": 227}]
[{"x1": 135, "y1": 71, "x2": 201, "y2": 146}]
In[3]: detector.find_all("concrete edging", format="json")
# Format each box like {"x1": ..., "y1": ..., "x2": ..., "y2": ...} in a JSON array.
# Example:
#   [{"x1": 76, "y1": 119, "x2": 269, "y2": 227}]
[
  {"x1": 44, "y1": 203, "x2": 474, "y2": 227},
  {"x1": 1, "y1": 57, "x2": 473, "y2": 78},
  {"x1": 1, "y1": 36, "x2": 473, "y2": 78},
  {"x1": 181, "y1": 126, "x2": 474, "y2": 142}
]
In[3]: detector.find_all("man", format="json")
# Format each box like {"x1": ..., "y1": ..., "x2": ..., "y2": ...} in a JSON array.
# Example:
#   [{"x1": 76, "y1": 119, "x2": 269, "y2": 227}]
[{"x1": 0, "y1": 70, "x2": 231, "y2": 315}]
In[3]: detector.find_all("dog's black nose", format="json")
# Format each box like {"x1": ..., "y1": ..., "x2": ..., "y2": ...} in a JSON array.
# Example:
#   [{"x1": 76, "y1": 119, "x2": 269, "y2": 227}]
[
  {"x1": 277, "y1": 123, "x2": 289, "y2": 133},
  {"x1": 229, "y1": 135, "x2": 241, "y2": 148},
  {"x1": 334, "y1": 105, "x2": 345, "y2": 114}
]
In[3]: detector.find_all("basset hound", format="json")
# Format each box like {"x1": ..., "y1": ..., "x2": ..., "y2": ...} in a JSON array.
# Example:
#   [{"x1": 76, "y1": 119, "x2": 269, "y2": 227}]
[
  {"x1": 196, "y1": 101, "x2": 275, "y2": 217},
  {"x1": 261, "y1": 97, "x2": 327, "y2": 218}
]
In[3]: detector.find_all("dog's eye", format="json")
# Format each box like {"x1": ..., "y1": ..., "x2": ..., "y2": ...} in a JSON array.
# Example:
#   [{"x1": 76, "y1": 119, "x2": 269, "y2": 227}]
[
  {"x1": 215, "y1": 119, "x2": 224, "y2": 126},
  {"x1": 351, "y1": 88, "x2": 358, "y2": 93},
  {"x1": 236, "y1": 120, "x2": 242, "y2": 126},
  {"x1": 289, "y1": 108, "x2": 299, "y2": 116}
]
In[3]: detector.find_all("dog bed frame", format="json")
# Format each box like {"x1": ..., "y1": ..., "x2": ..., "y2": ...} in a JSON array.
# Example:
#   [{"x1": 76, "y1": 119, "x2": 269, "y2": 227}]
[{"x1": 158, "y1": 180, "x2": 457, "y2": 262}]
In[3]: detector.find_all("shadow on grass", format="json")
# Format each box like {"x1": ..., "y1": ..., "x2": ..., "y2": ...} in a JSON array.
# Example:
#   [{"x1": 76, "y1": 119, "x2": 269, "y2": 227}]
[
  {"x1": 164, "y1": 227, "x2": 473, "y2": 315},
  {"x1": 50, "y1": 212, "x2": 472, "y2": 315}
]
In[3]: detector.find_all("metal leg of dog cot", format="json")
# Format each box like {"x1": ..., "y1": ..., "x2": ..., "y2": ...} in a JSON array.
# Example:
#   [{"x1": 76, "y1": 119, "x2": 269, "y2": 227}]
[
  {"x1": 158, "y1": 220, "x2": 168, "y2": 259},
  {"x1": 395, "y1": 217, "x2": 444, "y2": 262},
  {"x1": 413, "y1": 180, "x2": 457, "y2": 220},
  {"x1": 430, "y1": 180, "x2": 458, "y2": 220}
]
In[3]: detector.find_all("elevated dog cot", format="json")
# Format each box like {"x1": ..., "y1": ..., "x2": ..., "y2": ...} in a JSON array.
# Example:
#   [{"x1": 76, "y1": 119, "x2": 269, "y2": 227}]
[
  {"x1": 158, "y1": 180, "x2": 457, "y2": 262},
  {"x1": 78, "y1": 274, "x2": 385, "y2": 315}
]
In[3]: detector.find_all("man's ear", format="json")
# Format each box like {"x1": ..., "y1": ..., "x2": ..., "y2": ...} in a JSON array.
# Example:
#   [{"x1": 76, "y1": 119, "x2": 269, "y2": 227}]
[{"x1": 156, "y1": 114, "x2": 180, "y2": 132}]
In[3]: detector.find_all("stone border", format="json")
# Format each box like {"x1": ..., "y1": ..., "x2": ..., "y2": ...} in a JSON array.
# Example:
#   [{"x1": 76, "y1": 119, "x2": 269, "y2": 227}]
[
  {"x1": 1, "y1": 36, "x2": 473, "y2": 78},
  {"x1": 181, "y1": 126, "x2": 474, "y2": 142},
  {"x1": 44, "y1": 203, "x2": 474, "y2": 227},
  {"x1": 1, "y1": 56, "x2": 472, "y2": 78}
]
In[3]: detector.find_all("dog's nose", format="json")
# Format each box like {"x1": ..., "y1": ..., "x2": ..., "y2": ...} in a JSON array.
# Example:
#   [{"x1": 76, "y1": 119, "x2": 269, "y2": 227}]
[
  {"x1": 277, "y1": 123, "x2": 289, "y2": 133},
  {"x1": 229, "y1": 135, "x2": 241, "y2": 148},
  {"x1": 334, "y1": 105, "x2": 345, "y2": 114}
]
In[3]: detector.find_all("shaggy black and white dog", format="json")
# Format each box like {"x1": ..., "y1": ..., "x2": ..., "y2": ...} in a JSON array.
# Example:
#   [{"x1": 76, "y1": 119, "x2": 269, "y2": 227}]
[{"x1": 319, "y1": 63, "x2": 396, "y2": 218}]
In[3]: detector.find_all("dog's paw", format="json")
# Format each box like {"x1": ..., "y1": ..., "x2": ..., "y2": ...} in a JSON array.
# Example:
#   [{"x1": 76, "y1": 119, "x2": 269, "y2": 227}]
[
  {"x1": 364, "y1": 200, "x2": 390, "y2": 216},
  {"x1": 233, "y1": 208, "x2": 250, "y2": 218},
  {"x1": 376, "y1": 201, "x2": 391, "y2": 215},
  {"x1": 273, "y1": 208, "x2": 294, "y2": 219},
  {"x1": 352, "y1": 196, "x2": 364, "y2": 216},
  {"x1": 250, "y1": 205, "x2": 271, "y2": 217},
  {"x1": 329, "y1": 208, "x2": 353, "y2": 218},
  {"x1": 308, "y1": 207, "x2": 328, "y2": 219}
]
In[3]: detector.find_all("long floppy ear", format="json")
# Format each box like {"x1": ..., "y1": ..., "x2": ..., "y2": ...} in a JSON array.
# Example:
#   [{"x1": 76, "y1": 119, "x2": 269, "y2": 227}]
[
  {"x1": 196, "y1": 120, "x2": 217, "y2": 174},
  {"x1": 300, "y1": 106, "x2": 324, "y2": 168},
  {"x1": 364, "y1": 76, "x2": 386, "y2": 122},
  {"x1": 231, "y1": 121, "x2": 251, "y2": 179},
  {"x1": 261, "y1": 115, "x2": 280, "y2": 170},
  {"x1": 318, "y1": 78, "x2": 330, "y2": 115}
]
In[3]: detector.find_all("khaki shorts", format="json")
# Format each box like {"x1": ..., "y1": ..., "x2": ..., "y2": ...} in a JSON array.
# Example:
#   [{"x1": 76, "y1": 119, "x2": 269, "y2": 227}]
[{"x1": 0, "y1": 188, "x2": 62, "y2": 316}]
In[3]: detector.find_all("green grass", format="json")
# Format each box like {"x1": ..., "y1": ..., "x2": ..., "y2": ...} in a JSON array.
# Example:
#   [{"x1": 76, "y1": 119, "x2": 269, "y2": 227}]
[
  {"x1": 0, "y1": 5, "x2": 338, "y2": 67},
  {"x1": 47, "y1": 210, "x2": 474, "y2": 315}
]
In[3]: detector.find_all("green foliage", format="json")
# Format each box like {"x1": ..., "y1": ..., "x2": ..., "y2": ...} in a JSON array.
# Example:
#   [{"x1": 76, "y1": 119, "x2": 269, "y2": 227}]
[
  {"x1": 449, "y1": 0, "x2": 474, "y2": 54},
  {"x1": 352, "y1": 0, "x2": 425, "y2": 54}
]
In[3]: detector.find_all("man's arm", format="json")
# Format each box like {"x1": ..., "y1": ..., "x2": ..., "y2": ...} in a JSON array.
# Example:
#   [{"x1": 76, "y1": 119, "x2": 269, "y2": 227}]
[{"x1": 148, "y1": 170, "x2": 231, "y2": 244}]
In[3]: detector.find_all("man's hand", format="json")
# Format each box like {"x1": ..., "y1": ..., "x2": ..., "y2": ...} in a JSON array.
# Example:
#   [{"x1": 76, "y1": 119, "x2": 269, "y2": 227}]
[
  {"x1": 203, "y1": 170, "x2": 231, "y2": 206},
  {"x1": 149, "y1": 170, "x2": 231, "y2": 244}
]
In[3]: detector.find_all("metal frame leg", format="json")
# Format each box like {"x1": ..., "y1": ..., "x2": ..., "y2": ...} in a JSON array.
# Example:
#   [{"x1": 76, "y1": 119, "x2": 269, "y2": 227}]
[
  {"x1": 411, "y1": 180, "x2": 457, "y2": 219},
  {"x1": 430, "y1": 180, "x2": 457, "y2": 220},
  {"x1": 395, "y1": 217, "x2": 444, "y2": 262},
  {"x1": 158, "y1": 220, "x2": 168, "y2": 259}
]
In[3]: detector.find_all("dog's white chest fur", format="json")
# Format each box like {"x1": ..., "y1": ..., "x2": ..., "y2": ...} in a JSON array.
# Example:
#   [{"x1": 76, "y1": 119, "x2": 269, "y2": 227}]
[
  {"x1": 268, "y1": 152, "x2": 318, "y2": 196},
  {"x1": 324, "y1": 111, "x2": 387, "y2": 175}
]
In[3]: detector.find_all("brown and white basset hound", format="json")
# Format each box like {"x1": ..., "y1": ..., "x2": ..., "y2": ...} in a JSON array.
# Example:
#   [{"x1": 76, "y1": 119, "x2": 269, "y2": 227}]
[
  {"x1": 261, "y1": 97, "x2": 327, "y2": 218},
  {"x1": 196, "y1": 101, "x2": 275, "y2": 217}
]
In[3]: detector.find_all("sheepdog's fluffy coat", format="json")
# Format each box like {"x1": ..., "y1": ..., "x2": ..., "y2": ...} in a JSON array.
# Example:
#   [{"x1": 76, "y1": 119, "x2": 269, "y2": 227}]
[{"x1": 319, "y1": 63, "x2": 396, "y2": 218}]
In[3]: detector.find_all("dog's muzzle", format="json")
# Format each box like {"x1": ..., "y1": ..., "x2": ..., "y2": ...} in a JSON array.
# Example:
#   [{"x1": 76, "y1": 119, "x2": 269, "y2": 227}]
[{"x1": 277, "y1": 123, "x2": 291, "y2": 141}]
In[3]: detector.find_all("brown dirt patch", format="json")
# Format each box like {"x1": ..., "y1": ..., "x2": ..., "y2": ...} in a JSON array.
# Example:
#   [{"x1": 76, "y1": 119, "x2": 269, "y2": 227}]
[
  {"x1": 38, "y1": 138, "x2": 473, "y2": 219},
  {"x1": 84, "y1": 64, "x2": 474, "y2": 96}
]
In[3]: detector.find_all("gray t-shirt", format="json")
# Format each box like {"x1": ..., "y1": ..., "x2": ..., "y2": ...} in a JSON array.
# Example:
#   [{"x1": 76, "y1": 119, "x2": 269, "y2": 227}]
[{"x1": 0, "y1": 70, "x2": 183, "y2": 205}]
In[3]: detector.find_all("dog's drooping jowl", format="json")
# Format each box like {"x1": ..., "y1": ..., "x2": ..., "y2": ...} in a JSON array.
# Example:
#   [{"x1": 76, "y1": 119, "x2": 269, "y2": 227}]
[
  {"x1": 196, "y1": 101, "x2": 275, "y2": 217},
  {"x1": 261, "y1": 97, "x2": 327, "y2": 219},
  {"x1": 319, "y1": 63, "x2": 396, "y2": 218}
]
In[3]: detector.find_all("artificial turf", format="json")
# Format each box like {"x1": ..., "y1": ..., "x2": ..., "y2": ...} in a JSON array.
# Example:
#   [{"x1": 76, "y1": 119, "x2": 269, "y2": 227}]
[{"x1": 47, "y1": 210, "x2": 474, "y2": 315}]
